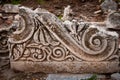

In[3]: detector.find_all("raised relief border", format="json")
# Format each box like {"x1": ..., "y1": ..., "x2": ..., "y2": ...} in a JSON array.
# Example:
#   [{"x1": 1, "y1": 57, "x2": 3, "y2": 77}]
[{"x1": 8, "y1": 7, "x2": 120, "y2": 73}]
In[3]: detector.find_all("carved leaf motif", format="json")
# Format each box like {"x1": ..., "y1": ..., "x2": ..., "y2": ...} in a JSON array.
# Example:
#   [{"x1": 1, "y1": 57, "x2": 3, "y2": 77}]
[
  {"x1": 12, "y1": 44, "x2": 24, "y2": 60},
  {"x1": 33, "y1": 21, "x2": 59, "y2": 46}
]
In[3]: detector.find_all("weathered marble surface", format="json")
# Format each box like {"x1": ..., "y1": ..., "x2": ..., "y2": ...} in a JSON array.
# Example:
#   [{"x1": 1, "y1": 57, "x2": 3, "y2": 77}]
[
  {"x1": 100, "y1": 0, "x2": 118, "y2": 12},
  {"x1": 8, "y1": 7, "x2": 120, "y2": 73}
]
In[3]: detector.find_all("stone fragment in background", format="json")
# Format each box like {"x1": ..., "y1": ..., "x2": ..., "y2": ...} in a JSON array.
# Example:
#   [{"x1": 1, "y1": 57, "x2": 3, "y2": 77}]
[
  {"x1": 46, "y1": 74, "x2": 105, "y2": 80},
  {"x1": 2, "y1": 4, "x2": 19, "y2": 13},
  {"x1": 62, "y1": 5, "x2": 73, "y2": 21},
  {"x1": 106, "y1": 11, "x2": 120, "y2": 29},
  {"x1": 106, "y1": 11, "x2": 120, "y2": 48},
  {"x1": 100, "y1": 0, "x2": 118, "y2": 13},
  {"x1": 111, "y1": 73, "x2": 120, "y2": 80}
]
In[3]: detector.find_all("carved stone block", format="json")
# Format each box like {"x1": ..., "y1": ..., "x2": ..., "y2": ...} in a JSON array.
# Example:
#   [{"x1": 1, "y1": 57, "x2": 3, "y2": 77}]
[{"x1": 8, "y1": 7, "x2": 120, "y2": 73}]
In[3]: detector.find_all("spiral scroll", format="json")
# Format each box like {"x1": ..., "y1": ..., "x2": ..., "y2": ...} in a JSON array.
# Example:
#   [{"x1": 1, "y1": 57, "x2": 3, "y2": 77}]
[
  {"x1": 75, "y1": 25, "x2": 119, "y2": 61},
  {"x1": 8, "y1": 7, "x2": 35, "y2": 44},
  {"x1": 9, "y1": 7, "x2": 119, "y2": 62}
]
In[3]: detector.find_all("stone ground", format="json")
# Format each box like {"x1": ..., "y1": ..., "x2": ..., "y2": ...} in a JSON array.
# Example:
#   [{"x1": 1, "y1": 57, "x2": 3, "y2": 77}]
[{"x1": 0, "y1": 0, "x2": 120, "y2": 80}]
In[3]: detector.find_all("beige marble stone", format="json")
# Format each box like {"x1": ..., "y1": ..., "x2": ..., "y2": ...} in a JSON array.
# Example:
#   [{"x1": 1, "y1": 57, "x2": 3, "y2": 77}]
[{"x1": 8, "y1": 7, "x2": 120, "y2": 73}]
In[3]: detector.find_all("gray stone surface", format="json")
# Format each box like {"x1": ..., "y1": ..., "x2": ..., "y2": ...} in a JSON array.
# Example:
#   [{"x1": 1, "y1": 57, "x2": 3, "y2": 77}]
[
  {"x1": 2, "y1": 4, "x2": 19, "y2": 13},
  {"x1": 111, "y1": 73, "x2": 120, "y2": 80},
  {"x1": 46, "y1": 74, "x2": 105, "y2": 80},
  {"x1": 106, "y1": 11, "x2": 120, "y2": 29},
  {"x1": 100, "y1": 0, "x2": 118, "y2": 12}
]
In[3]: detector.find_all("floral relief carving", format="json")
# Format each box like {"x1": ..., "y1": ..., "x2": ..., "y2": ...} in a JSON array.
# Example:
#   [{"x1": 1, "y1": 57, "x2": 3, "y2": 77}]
[{"x1": 9, "y1": 7, "x2": 119, "y2": 63}]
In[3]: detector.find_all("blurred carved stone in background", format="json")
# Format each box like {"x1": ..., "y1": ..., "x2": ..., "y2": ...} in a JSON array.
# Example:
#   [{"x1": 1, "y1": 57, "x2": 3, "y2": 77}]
[
  {"x1": 106, "y1": 11, "x2": 120, "y2": 29},
  {"x1": 62, "y1": 5, "x2": 73, "y2": 21},
  {"x1": 106, "y1": 11, "x2": 120, "y2": 48},
  {"x1": 100, "y1": 0, "x2": 118, "y2": 13},
  {"x1": 2, "y1": 4, "x2": 19, "y2": 13},
  {"x1": 9, "y1": 7, "x2": 120, "y2": 73}
]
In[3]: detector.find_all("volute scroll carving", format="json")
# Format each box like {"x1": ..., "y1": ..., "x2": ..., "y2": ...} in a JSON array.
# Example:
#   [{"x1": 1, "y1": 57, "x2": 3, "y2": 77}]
[{"x1": 9, "y1": 7, "x2": 120, "y2": 73}]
